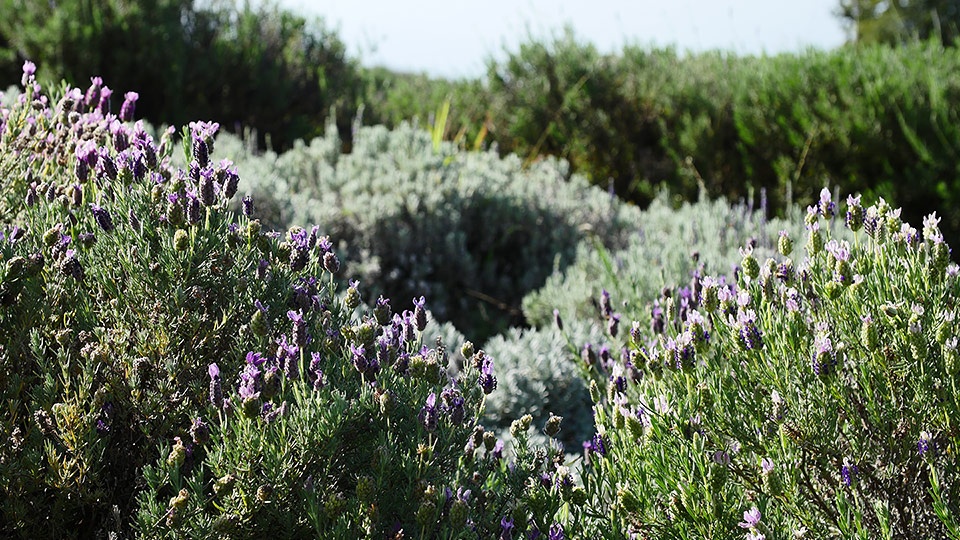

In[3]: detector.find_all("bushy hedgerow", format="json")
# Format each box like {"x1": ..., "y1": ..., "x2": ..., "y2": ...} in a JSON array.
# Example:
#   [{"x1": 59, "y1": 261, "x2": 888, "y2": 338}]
[
  {"x1": 366, "y1": 36, "x2": 960, "y2": 249},
  {"x1": 567, "y1": 191, "x2": 960, "y2": 538},
  {"x1": 214, "y1": 122, "x2": 643, "y2": 341},
  {"x1": 0, "y1": 0, "x2": 362, "y2": 151},
  {"x1": 0, "y1": 65, "x2": 586, "y2": 539}
]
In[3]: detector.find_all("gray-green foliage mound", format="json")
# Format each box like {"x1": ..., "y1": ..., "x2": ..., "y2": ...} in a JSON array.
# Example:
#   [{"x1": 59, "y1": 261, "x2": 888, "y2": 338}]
[
  {"x1": 215, "y1": 122, "x2": 643, "y2": 340},
  {"x1": 523, "y1": 192, "x2": 824, "y2": 329},
  {"x1": 482, "y1": 320, "x2": 605, "y2": 451}
]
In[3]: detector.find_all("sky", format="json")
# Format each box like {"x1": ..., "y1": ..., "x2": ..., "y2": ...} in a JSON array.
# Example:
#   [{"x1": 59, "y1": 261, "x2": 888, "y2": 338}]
[{"x1": 282, "y1": 0, "x2": 850, "y2": 78}]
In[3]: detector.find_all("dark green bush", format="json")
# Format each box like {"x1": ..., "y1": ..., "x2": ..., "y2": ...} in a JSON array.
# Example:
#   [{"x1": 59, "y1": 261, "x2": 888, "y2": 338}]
[{"x1": 0, "y1": 0, "x2": 362, "y2": 151}]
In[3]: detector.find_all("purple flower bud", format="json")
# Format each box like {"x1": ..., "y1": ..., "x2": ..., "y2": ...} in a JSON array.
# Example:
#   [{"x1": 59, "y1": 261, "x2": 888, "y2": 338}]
[
  {"x1": 25, "y1": 184, "x2": 37, "y2": 207},
  {"x1": 600, "y1": 289, "x2": 612, "y2": 318},
  {"x1": 208, "y1": 363, "x2": 223, "y2": 407},
  {"x1": 548, "y1": 523, "x2": 565, "y2": 540},
  {"x1": 186, "y1": 191, "x2": 201, "y2": 225},
  {"x1": 373, "y1": 296, "x2": 392, "y2": 326},
  {"x1": 242, "y1": 195, "x2": 254, "y2": 217},
  {"x1": 288, "y1": 310, "x2": 307, "y2": 347},
  {"x1": 90, "y1": 203, "x2": 115, "y2": 232},
  {"x1": 197, "y1": 167, "x2": 215, "y2": 207},
  {"x1": 479, "y1": 356, "x2": 497, "y2": 395},
  {"x1": 120, "y1": 91, "x2": 138, "y2": 121},
  {"x1": 96, "y1": 148, "x2": 117, "y2": 181},
  {"x1": 192, "y1": 135, "x2": 209, "y2": 168},
  {"x1": 553, "y1": 309, "x2": 563, "y2": 331},
  {"x1": 418, "y1": 392, "x2": 439, "y2": 432},
  {"x1": 85, "y1": 77, "x2": 103, "y2": 108},
  {"x1": 607, "y1": 313, "x2": 621, "y2": 338},
  {"x1": 97, "y1": 86, "x2": 112, "y2": 113},
  {"x1": 413, "y1": 296, "x2": 427, "y2": 332},
  {"x1": 322, "y1": 251, "x2": 340, "y2": 274}
]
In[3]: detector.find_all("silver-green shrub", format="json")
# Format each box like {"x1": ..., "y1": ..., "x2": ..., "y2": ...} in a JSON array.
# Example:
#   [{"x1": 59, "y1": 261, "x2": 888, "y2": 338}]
[
  {"x1": 523, "y1": 192, "x2": 825, "y2": 329},
  {"x1": 215, "y1": 122, "x2": 643, "y2": 340},
  {"x1": 482, "y1": 320, "x2": 605, "y2": 451}
]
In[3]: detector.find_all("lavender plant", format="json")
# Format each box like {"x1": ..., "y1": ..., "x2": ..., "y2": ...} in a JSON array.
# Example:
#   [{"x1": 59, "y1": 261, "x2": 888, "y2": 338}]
[
  {"x1": 0, "y1": 64, "x2": 583, "y2": 538},
  {"x1": 569, "y1": 190, "x2": 960, "y2": 538}
]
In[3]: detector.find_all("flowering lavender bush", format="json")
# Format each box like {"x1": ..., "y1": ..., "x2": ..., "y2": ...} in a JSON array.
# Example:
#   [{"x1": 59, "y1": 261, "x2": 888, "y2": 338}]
[
  {"x1": 570, "y1": 190, "x2": 960, "y2": 538},
  {"x1": 0, "y1": 65, "x2": 583, "y2": 538}
]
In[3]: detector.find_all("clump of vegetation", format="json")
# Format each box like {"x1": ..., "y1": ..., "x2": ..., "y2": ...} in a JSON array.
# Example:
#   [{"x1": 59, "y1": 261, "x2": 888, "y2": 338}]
[
  {"x1": 0, "y1": 64, "x2": 583, "y2": 539},
  {"x1": 569, "y1": 189, "x2": 960, "y2": 538},
  {"x1": 214, "y1": 122, "x2": 642, "y2": 341}
]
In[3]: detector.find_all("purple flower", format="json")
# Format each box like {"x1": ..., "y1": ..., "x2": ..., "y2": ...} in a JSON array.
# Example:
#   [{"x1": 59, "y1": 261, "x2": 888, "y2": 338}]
[
  {"x1": 811, "y1": 333, "x2": 836, "y2": 376},
  {"x1": 607, "y1": 313, "x2": 621, "y2": 338},
  {"x1": 288, "y1": 309, "x2": 307, "y2": 347},
  {"x1": 600, "y1": 289, "x2": 613, "y2": 318},
  {"x1": 309, "y1": 352, "x2": 325, "y2": 390},
  {"x1": 85, "y1": 77, "x2": 103, "y2": 108},
  {"x1": 198, "y1": 167, "x2": 215, "y2": 206},
  {"x1": 738, "y1": 506, "x2": 761, "y2": 529},
  {"x1": 208, "y1": 363, "x2": 223, "y2": 407},
  {"x1": 21, "y1": 60, "x2": 36, "y2": 87},
  {"x1": 918, "y1": 431, "x2": 934, "y2": 456},
  {"x1": 373, "y1": 296, "x2": 392, "y2": 326},
  {"x1": 97, "y1": 86, "x2": 112, "y2": 113},
  {"x1": 399, "y1": 310, "x2": 416, "y2": 345},
  {"x1": 120, "y1": 91, "x2": 138, "y2": 121},
  {"x1": 478, "y1": 356, "x2": 497, "y2": 395},
  {"x1": 242, "y1": 195, "x2": 254, "y2": 217},
  {"x1": 96, "y1": 147, "x2": 117, "y2": 181},
  {"x1": 499, "y1": 516, "x2": 515, "y2": 540},
  {"x1": 413, "y1": 296, "x2": 427, "y2": 332},
  {"x1": 737, "y1": 309, "x2": 763, "y2": 351},
  {"x1": 841, "y1": 461, "x2": 858, "y2": 487},
  {"x1": 553, "y1": 308, "x2": 563, "y2": 331},
  {"x1": 350, "y1": 344, "x2": 369, "y2": 374},
  {"x1": 818, "y1": 187, "x2": 836, "y2": 218},
  {"x1": 587, "y1": 433, "x2": 608, "y2": 457},
  {"x1": 90, "y1": 203, "x2": 115, "y2": 232},
  {"x1": 491, "y1": 439, "x2": 504, "y2": 460},
  {"x1": 418, "y1": 392, "x2": 439, "y2": 432},
  {"x1": 548, "y1": 523, "x2": 564, "y2": 540}
]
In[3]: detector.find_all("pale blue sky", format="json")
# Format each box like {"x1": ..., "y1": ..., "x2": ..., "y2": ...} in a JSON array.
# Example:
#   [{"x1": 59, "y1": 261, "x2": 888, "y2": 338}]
[{"x1": 282, "y1": 0, "x2": 849, "y2": 78}]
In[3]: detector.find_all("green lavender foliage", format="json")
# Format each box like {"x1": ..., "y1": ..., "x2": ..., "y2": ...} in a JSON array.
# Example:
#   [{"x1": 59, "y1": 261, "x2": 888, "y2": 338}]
[
  {"x1": 524, "y1": 192, "x2": 817, "y2": 329},
  {"x1": 572, "y1": 192, "x2": 960, "y2": 538},
  {"x1": 0, "y1": 69, "x2": 582, "y2": 538},
  {"x1": 214, "y1": 122, "x2": 643, "y2": 341}
]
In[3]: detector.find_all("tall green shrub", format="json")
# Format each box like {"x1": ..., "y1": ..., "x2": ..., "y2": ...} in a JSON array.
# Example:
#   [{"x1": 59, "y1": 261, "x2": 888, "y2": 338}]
[{"x1": 0, "y1": 0, "x2": 361, "y2": 150}]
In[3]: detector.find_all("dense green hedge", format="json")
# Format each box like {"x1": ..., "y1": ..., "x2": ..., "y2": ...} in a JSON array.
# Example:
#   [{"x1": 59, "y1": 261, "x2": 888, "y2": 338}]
[
  {"x1": 370, "y1": 34, "x2": 960, "y2": 249},
  {"x1": 0, "y1": 0, "x2": 362, "y2": 150}
]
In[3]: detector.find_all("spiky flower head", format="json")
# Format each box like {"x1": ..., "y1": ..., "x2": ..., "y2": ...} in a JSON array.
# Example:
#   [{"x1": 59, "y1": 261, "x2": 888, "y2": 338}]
[
  {"x1": 479, "y1": 356, "x2": 497, "y2": 394},
  {"x1": 119, "y1": 91, "x2": 138, "y2": 121},
  {"x1": 413, "y1": 296, "x2": 428, "y2": 332},
  {"x1": 89, "y1": 203, "x2": 115, "y2": 232},
  {"x1": 419, "y1": 392, "x2": 439, "y2": 432}
]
